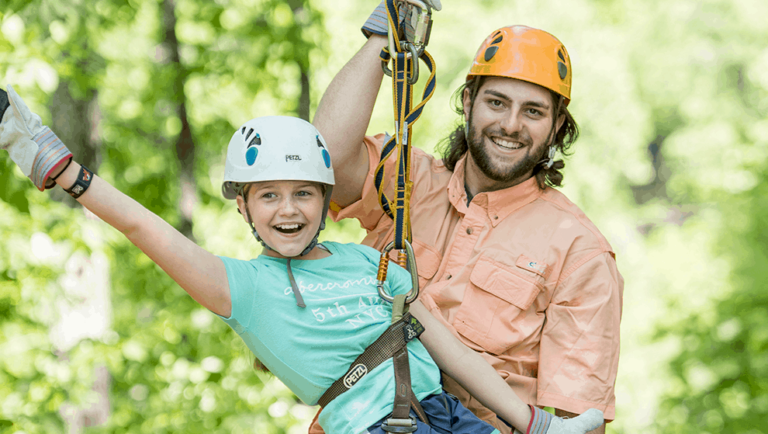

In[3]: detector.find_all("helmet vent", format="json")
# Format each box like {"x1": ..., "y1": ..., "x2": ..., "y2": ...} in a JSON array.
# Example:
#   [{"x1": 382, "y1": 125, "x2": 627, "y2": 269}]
[
  {"x1": 245, "y1": 127, "x2": 254, "y2": 141},
  {"x1": 484, "y1": 46, "x2": 499, "y2": 62},
  {"x1": 248, "y1": 133, "x2": 261, "y2": 147},
  {"x1": 492, "y1": 35, "x2": 503, "y2": 45},
  {"x1": 558, "y1": 61, "x2": 568, "y2": 80},
  {"x1": 558, "y1": 49, "x2": 566, "y2": 62},
  {"x1": 317, "y1": 135, "x2": 331, "y2": 168}
]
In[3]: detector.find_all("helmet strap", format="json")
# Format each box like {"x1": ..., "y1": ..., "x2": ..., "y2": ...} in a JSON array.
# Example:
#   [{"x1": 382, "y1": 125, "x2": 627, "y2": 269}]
[{"x1": 545, "y1": 146, "x2": 556, "y2": 169}]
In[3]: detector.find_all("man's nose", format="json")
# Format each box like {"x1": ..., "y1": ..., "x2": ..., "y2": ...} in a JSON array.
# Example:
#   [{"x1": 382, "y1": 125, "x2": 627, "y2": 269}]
[{"x1": 499, "y1": 109, "x2": 523, "y2": 135}]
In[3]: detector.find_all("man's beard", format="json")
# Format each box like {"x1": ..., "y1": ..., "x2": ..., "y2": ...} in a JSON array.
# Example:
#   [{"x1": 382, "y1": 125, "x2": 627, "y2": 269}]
[{"x1": 466, "y1": 121, "x2": 546, "y2": 184}]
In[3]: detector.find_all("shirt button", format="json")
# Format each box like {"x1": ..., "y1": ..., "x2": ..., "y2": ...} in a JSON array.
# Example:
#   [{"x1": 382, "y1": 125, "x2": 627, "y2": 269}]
[
  {"x1": 466, "y1": 227, "x2": 473, "y2": 235},
  {"x1": 494, "y1": 216, "x2": 499, "y2": 220},
  {"x1": 446, "y1": 274, "x2": 452, "y2": 280}
]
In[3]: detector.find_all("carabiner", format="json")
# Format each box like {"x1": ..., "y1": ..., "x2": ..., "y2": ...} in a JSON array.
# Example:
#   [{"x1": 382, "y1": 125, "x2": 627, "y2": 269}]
[
  {"x1": 402, "y1": 0, "x2": 433, "y2": 56},
  {"x1": 381, "y1": 42, "x2": 421, "y2": 85},
  {"x1": 377, "y1": 240, "x2": 420, "y2": 304}
]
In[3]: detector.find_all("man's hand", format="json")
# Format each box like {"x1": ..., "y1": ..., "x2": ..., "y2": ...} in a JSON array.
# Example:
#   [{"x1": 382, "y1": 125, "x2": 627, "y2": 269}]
[
  {"x1": 361, "y1": 0, "x2": 442, "y2": 38},
  {"x1": 0, "y1": 85, "x2": 72, "y2": 190}
]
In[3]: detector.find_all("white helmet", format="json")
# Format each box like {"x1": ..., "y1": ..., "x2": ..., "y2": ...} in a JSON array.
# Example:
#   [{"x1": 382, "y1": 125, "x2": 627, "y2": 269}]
[
  {"x1": 221, "y1": 116, "x2": 335, "y2": 258},
  {"x1": 222, "y1": 116, "x2": 335, "y2": 199}
]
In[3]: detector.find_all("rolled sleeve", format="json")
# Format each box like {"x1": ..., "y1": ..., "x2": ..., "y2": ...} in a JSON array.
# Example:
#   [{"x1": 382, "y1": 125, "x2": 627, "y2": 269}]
[
  {"x1": 329, "y1": 134, "x2": 392, "y2": 231},
  {"x1": 537, "y1": 251, "x2": 623, "y2": 421}
]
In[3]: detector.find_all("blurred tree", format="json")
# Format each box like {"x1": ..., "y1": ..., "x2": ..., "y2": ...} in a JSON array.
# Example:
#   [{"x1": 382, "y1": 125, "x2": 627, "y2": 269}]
[
  {"x1": 632, "y1": 0, "x2": 768, "y2": 432},
  {"x1": 1, "y1": 0, "x2": 327, "y2": 432}
]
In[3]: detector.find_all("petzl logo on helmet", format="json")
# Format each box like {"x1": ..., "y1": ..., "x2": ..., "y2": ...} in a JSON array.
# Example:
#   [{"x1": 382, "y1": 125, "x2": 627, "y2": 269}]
[
  {"x1": 316, "y1": 135, "x2": 331, "y2": 168},
  {"x1": 343, "y1": 364, "x2": 368, "y2": 389},
  {"x1": 242, "y1": 127, "x2": 261, "y2": 166}
]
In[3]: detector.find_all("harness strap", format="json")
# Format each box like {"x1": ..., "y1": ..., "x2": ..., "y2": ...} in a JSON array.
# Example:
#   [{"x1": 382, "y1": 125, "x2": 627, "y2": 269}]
[
  {"x1": 374, "y1": 0, "x2": 437, "y2": 255},
  {"x1": 317, "y1": 311, "x2": 425, "y2": 408}
]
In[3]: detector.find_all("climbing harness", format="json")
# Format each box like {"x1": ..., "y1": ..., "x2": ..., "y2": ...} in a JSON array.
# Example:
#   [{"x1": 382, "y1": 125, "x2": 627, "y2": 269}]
[
  {"x1": 375, "y1": 0, "x2": 437, "y2": 430},
  {"x1": 374, "y1": 0, "x2": 437, "y2": 262},
  {"x1": 317, "y1": 294, "x2": 427, "y2": 428},
  {"x1": 319, "y1": 2, "x2": 437, "y2": 431}
]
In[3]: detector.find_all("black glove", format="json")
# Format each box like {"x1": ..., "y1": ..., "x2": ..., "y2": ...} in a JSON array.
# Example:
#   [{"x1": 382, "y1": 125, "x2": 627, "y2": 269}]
[{"x1": 0, "y1": 88, "x2": 9, "y2": 122}]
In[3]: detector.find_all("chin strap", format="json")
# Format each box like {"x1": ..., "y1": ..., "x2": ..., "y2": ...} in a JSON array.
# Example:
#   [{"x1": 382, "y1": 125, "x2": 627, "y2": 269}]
[{"x1": 285, "y1": 258, "x2": 306, "y2": 308}]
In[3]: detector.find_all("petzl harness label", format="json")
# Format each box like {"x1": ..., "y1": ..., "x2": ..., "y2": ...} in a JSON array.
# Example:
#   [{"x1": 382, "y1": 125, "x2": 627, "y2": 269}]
[
  {"x1": 404, "y1": 316, "x2": 425, "y2": 342},
  {"x1": 343, "y1": 363, "x2": 368, "y2": 389}
]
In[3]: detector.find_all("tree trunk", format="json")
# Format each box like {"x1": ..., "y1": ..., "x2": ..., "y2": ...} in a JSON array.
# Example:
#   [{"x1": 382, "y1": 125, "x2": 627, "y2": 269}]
[
  {"x1": 162, "y1": 0, "x2": 196, "y2": 239},
  {"x1": 288, "y1": 0, "x2": 311, "y2": 121},
  {"x1": 50, "y1": 82, "x2": 101, "y2": 206}
]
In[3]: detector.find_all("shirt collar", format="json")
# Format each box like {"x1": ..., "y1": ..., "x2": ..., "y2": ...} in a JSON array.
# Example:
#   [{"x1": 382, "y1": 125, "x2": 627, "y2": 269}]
[{"x1": 447, "y1": 154, "x2": 543, "y2": 226}]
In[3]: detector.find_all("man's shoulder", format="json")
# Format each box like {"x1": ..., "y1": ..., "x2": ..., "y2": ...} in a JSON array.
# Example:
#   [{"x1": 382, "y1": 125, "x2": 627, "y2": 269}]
[{"x1": 533, "y1": 188, "x2": 614, "y2": 254}]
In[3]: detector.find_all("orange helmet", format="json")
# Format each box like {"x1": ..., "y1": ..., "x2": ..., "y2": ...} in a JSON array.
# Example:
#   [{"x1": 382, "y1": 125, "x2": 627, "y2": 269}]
[{"x1": 467, "y1": 25, "x2": 572, "y2": 105}]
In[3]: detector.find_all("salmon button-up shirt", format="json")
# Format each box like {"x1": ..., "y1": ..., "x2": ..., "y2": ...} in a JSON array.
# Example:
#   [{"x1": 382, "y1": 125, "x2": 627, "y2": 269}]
[{"x1": 314, "y1": 134, "x2": 623, "y2": 433}]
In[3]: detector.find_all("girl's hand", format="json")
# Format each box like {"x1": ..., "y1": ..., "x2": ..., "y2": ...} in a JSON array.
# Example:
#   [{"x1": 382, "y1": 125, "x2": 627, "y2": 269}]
[{"x1": 0, "y1": 85, "x2": 72, "y2": 191}]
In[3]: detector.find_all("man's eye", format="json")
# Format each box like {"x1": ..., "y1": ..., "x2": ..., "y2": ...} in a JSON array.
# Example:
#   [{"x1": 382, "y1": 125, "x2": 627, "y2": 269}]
[
  {"x1": 527, "y1": 108, "x2": 543, "y2": 116},
  {"x1": 489, "y1": 99, "x2": 503, "y2": 108}
]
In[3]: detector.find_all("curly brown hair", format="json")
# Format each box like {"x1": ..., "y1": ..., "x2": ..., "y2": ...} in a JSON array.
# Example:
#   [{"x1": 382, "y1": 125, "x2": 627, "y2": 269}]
[{"x1": 438, "y1": 76, "x2": 579, "y2": 190}]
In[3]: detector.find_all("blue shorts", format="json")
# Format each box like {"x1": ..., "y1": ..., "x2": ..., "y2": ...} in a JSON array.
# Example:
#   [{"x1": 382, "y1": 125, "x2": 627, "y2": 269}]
[{"x1": 365, "y1": 391, "x2": 501, "y2": 434}]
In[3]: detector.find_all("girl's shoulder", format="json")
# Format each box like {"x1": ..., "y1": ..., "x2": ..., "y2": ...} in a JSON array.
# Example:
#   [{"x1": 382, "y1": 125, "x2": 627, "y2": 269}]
[{"x1": 323, "y1": 242, "x2": 380, "y2": 263}]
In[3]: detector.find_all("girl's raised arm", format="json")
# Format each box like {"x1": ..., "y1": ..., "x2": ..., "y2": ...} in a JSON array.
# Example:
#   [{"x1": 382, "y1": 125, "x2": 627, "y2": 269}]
[{"x1": 0, "y1": 86, "x2": 231, "y2": 317}]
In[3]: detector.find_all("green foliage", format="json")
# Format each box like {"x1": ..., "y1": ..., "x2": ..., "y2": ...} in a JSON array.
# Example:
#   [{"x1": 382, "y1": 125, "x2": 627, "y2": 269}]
[
  {"x1": 3, "y1": 0, "x2": 768, "y2": 432},
  {"x1": 1, "y1": 0, "x2": 327, "y2": 432}
]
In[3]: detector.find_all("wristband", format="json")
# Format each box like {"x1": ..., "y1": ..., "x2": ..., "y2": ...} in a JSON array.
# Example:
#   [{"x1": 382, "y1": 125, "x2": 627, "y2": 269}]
[
  {"x1": 44, "y1": 157, "x2": 73, "y2": 190},
  {"x1": 64, "y1": 165, "x2": 94, "y2": 199}
]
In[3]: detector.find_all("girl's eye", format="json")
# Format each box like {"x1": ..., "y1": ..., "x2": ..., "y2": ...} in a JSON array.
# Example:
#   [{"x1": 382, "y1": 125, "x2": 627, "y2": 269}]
[
  {"x1": 261, "y1": 192, "x2": 276, "y2": 199},
  {"x1": 296, "y1": 190, "x2": 312, "y2": 197}
]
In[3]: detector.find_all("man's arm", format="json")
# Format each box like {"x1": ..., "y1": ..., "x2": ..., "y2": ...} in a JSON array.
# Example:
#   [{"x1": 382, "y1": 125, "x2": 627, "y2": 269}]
[
  {"x1": 312, "y1": 35, "x2": 387, "y2": 207},
  {"x1": 556, "y1": 410, "x2": 605, "y2": 434},
  {"x1": 538, "y1": 251, "x2": 623, "y2": 422}
]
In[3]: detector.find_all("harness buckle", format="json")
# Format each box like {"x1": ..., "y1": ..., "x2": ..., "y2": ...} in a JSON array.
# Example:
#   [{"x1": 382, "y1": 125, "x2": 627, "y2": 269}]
[{"x1": 381, "y1": 416, "x2": 418, "y2": 433}]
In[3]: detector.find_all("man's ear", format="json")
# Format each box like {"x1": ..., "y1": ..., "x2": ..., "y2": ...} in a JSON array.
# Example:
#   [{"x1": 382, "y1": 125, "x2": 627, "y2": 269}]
[
  {"x1": 462, "y1": 87, "x2": 472, "y2": 124},
  {"x1": 556, "y1": 113, "x2": 566, "y2": 134}
]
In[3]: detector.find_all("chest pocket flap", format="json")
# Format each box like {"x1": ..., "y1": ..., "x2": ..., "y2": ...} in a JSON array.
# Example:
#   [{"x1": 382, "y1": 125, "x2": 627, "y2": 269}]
[{"x1": 469, "y1": 256, "x2": 540, "y2": 311}]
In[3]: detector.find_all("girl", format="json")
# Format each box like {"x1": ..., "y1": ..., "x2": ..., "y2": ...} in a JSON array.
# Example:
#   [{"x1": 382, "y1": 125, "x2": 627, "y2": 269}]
[{"x1": 0, "y1": 86, "x2": 602, "y2": 434}]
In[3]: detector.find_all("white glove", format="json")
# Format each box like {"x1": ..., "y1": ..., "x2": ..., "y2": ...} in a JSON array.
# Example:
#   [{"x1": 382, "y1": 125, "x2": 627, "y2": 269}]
[
  {"x1": 547, "y1": 408, "x2": 604, "y2": 434},
  {"x1": 0, "y1": 85, "x2": 71, "y2": 191}
]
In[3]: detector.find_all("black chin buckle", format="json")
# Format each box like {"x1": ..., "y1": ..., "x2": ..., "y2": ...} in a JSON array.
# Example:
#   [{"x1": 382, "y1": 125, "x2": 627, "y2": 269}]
[{"x1": 381, "y1": 416, "x2": 418, "y2": 433}]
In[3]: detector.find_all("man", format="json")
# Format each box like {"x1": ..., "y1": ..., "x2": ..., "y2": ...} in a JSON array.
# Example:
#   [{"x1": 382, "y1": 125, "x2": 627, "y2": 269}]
[{"x1": 309, "y1": 6, "x2": 623, "y2": 434}]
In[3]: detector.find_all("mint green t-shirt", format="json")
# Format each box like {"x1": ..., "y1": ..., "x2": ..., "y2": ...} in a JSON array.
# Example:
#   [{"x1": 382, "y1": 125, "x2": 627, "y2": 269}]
[{"x1": 217, "y1": 242, "x2": 442, "y2": 434}]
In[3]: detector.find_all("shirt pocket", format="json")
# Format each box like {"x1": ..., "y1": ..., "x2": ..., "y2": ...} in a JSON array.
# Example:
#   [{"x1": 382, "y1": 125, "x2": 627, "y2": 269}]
[
  {"x1": 412, "y1": 238, "x2": 441, "y2": 289},
  {"x1": 454, "y1": 256, "x2": 543, "y2": 355}
]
